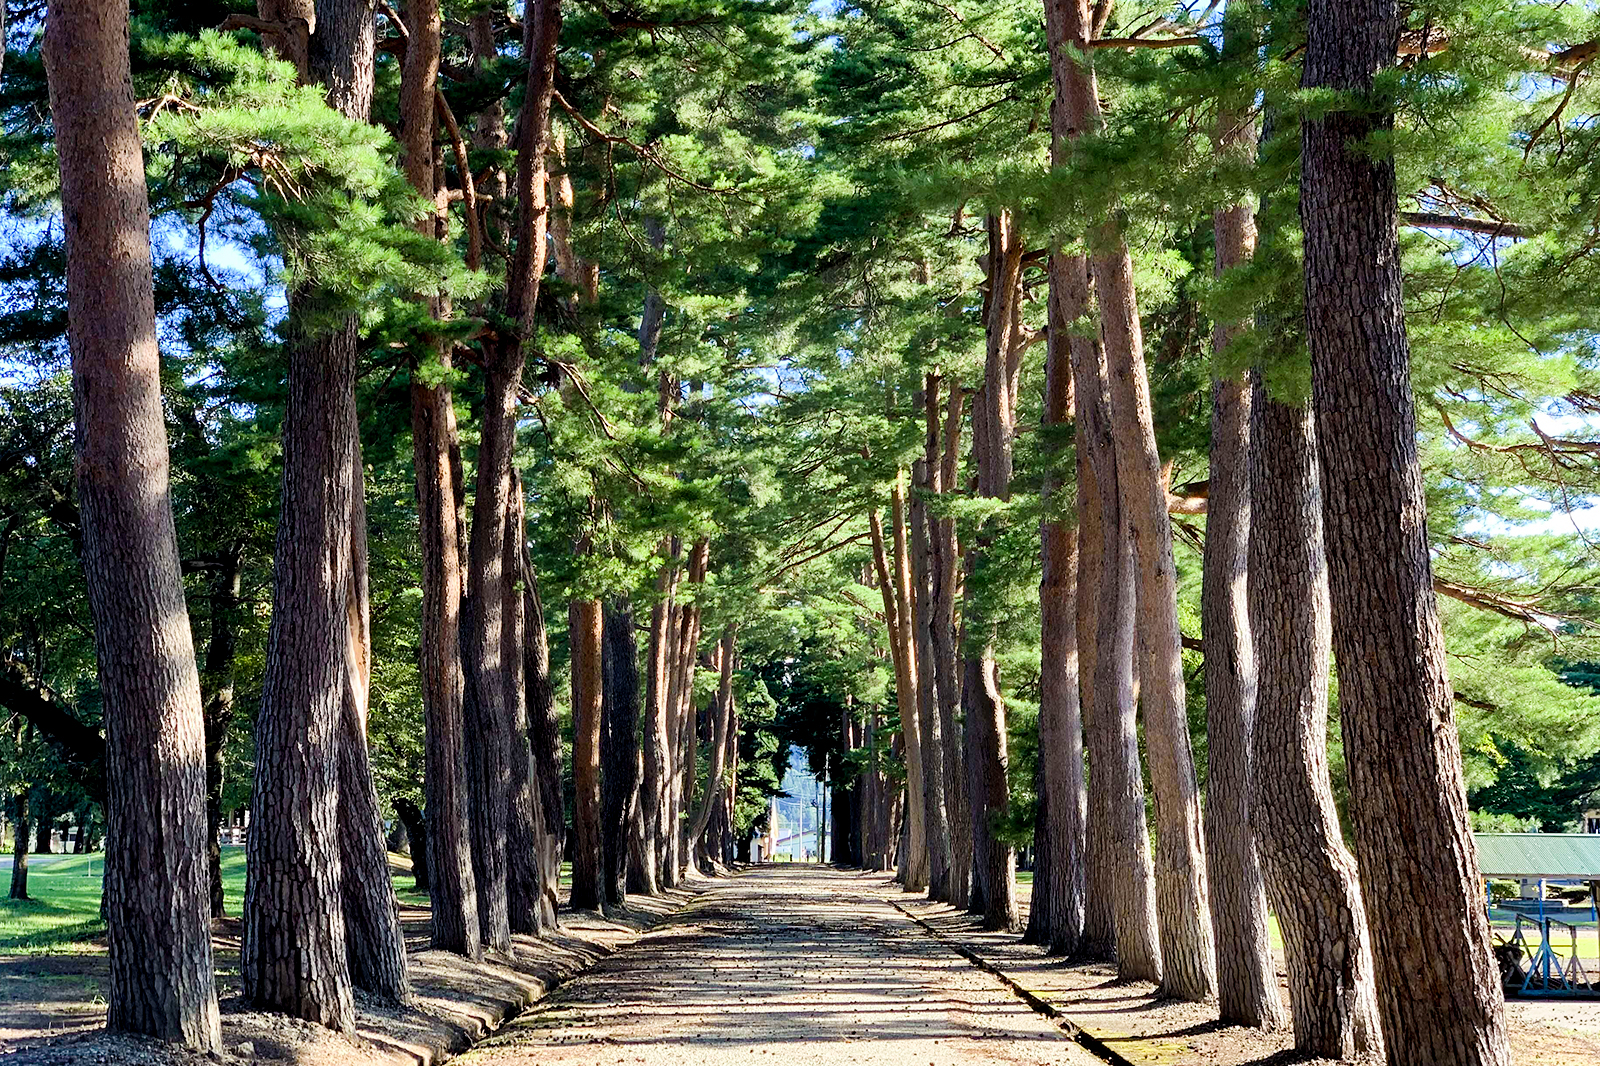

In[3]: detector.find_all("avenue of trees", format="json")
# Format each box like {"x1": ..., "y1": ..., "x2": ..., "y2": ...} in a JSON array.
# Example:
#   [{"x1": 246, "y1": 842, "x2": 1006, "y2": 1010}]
[{"x1": 6, "y1": 1, "x2": 1600, "y2": 1065}]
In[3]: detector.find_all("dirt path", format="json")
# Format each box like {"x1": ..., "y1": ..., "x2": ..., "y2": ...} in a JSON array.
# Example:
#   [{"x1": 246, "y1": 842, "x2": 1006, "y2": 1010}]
[{"x1": 462, "y1": 865, "x2": 1101, "y2": 1066}]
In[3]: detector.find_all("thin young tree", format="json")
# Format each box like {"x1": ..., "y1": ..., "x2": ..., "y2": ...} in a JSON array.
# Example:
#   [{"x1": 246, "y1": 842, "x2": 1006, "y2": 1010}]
[
  {"x1": 43, "y1": 0, "x2": 220, "y2": 1040},
  {"x1": 1302, "y1": 3, "x2": 1512, "y2": 1062}
]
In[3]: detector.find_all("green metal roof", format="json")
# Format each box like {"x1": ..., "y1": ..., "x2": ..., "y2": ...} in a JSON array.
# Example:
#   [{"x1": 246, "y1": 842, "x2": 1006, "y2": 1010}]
[{"x1": 1474, "y1": 833, "x2": 1600, "y2": 880}]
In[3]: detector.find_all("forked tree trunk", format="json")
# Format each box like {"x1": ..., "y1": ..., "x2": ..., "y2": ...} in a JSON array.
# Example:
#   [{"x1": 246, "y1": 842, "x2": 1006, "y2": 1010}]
[
  {"x1": 1249, "y1": 385, "x2": 1382, "y2": 1058},
  {"x1": 603, "y1": 599, "x2": 642, "y2": 905},
  {"x1": 1302, "y1": 5, "x2": 1511, "y2": 1062},
  {"x1": 44, "y1": 0, "x2": 219, "y2": 1047},
  {"x1": 337, "y1": 456, "x2": 411, "y2": 1003},
  {"x1": 570, "y1": 597, "x2": 606, "y2": 910},
  {"x1": 1047, "y1": 0, "x2": 1211, "y2": 999},
  {"x1": 1201, "y1": 94, "x2": 1286, "y2": 1030},
  {"x1": 1067, "y1": 262, "x2": 1160, "y2": 978},
  {"x1": 1026, "y1": 249, "x2": 1087, "y2": 955}
]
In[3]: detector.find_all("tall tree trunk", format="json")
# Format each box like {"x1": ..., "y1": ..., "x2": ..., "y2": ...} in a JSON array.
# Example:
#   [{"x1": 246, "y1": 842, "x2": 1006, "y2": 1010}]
[
  {"x1": 963, "y1": 212, "x2": 1020, "y2": 932},
  {"x1": 410, "y1": 356, "x2": 479, "y2": 956},
  {"x1": 201, "y1": 551, "x2": 243, "y2": 919},
  {"x1": 1302, "y1": 5, "x2": 1511, "y2": 1062},
  {"x1": 641, "y1": 557, "x2": 675, "y2": 891},
  {"x1": 930, "y1": 383, "x2": 971, "y2": 908},
  {"x1": 1048, "y1": 0, "x2": 1213, "y2": 1000},
  {"x1": 1068, "y1": 257, "x2": 1160, "y2": 977},
  {"x1": 1250, "y1": 385, "x2": 1382, "y2": 1058},
  {"x1": 869, "y1": 503, "x2": 925, "y2": 889},
  {"x1": 520, "y1": 545, "x2": 562, "y2": 927},
  {"x1": 463, "y1": 0, "x2": 562, "y2": 950},
  {"x1": 569, "y1": 597, "x2": 606, "y2": 910},
  {"x1": 689, "y1": 627, "x2": 735, "y2": 864},
  {"x1": 909, "y1": 390, "x2": 951, "y2": 900},
  {"x1": 603, "y1": 599, "x2": 642, "y2": 905},
  {"x1": 1026, "y1": 249, "x2": 1087, "y2": 955},
  {"x1": 503, "y1": 476, "x2": 544, "y2": 934},
  {"x1": 336, "y1": 472, "x2": 411, "y2": 1003},
  {"x1": 9, "y1": 790, "x2": 28, "y2": 900},
  {"x1": 1201, "y1": 94, "x2": 1286, "y2": 1029},
  {"x1": 43, "y1": 0, "x2": 219, "y2": 1047},
  {"x1": 393, "y1": 798, "x2": 429, "y2": 892},
  {"x1": 889, "y1": 478, "x2": 928, "y2": 892},
  {"x1": 402, "y1": 0, "x2": 480, "y2": 961}
]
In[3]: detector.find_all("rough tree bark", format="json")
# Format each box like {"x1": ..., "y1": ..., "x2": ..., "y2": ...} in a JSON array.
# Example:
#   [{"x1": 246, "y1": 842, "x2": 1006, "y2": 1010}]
[
  {"x1": 570, "y1": 597, "x2": 606, "y2": 911},
  {"x1": 43, "y1": 0, "x2": 220, "y2": 1046},
  {"x1": 909, "y1": 388, "x2": 952, "y2": 900},
  {"x1": 602, "y1": 599, "x2": 642, "y2": 906},
  {"x1": 503, "y1": 477, "x2": 544, "y2": 934},
  {"x1": 963, "y1": 211, "x2": 1021, "y2": 932},
  {"x1": 1249, "y1": 384, "x2": 1382, "y2": 1059},
  {"x1": 402, "y1": 0, "x2": 480, "y2": 960},
  {"x1": 1302, "y1": 3, "x2": 1512, "y2": 1062},
  {"x1": 869, "y1": 499, "x2": 926, "y2": 890},
  {"x1": 1048, "y1": 0, "x2": 1211, "y2": 999},
  {"x1": 520, "y1": 542, "x2": 563, "y2": 927},
  {"x1": 1201, "y1": 96, "x2": 1286, "y2": 1029},
  {"x1": 337, "y1": 468, "x2": 411, "y2": 1003},
  {"x1": 1066, "y1": 250, "x2": 1160, "y2": 978},
  {"x1": 930, "y1": 383, "x2": 971, "y2": 908},
  {"x1": 462, "y1": 0, "x2": 562, "y2": 953},
  {"x1": 689, "y1": 626, "x2": 735, "y2": 865},
  {"x1": 889, "y1": 478, "x2": 928, "y2": 892},
  {"x1": 1025, "y1": 246, "x2": 1087, "y2": 956}
]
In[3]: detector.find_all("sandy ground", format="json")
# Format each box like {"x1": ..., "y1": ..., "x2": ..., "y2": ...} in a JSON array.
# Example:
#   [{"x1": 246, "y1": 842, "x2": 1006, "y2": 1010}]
[{"x1": 462, "y1": 864, "x2": 1102, "y2": 1066}]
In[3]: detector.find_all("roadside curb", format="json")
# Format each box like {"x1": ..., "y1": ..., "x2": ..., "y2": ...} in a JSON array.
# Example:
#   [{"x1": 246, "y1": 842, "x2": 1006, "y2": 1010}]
[
  {"x1": 886, "y1": 898, "x2": 1138, "y2": 1066},
  {"x1": 390, "y1": 881, "x2": 710, "y2": 1066}
]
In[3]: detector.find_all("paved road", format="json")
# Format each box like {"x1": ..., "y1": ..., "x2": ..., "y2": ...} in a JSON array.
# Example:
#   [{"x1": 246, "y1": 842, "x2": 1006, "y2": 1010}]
[{"x1": 463, "y1": 865, "x2": 1100, "y2": 1066}]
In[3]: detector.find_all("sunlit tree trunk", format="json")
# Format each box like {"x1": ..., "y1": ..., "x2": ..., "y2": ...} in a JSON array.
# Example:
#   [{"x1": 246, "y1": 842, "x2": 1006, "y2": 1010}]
[
  {"x1": 909, "y1": 385, "x2": 952, "y2": 899},
  {"x1": 570, "y1": 596, "x2": 606, "y2": 910},
  {"x1": 1250, "y1": 384, "x2": 1382, "y2": 1058},
  {"x1": 1202, "y1": 90, "x2": 1286, "y2": 1029},
  {"x1": 1303, "y1": 4, "x2": 1511, "y2": 1061}
]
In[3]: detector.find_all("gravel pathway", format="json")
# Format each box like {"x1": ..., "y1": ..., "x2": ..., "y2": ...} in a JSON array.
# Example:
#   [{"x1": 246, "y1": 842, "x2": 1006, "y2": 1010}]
[{"x1": 463, "y1": 865, "x2": 1102, "y2": 1066}]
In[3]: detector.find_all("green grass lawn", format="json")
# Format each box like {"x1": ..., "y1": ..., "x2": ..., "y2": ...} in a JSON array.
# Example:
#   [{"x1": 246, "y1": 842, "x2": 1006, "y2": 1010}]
[{"x1": 1, "y1": 849, "x2": 430, "y2": 956}]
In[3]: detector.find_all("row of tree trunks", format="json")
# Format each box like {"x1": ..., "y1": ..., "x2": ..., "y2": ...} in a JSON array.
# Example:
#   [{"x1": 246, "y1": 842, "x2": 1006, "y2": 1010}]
[
  {"x1": 866, "y1": 494, "x2": 925, "y2": 888},
  {"x1": 1047, "y1": 0, "x2": 1210, "y2": 999},
  {"x1": 42, "y1": 0, "x2": 219, "y2": 1038}
]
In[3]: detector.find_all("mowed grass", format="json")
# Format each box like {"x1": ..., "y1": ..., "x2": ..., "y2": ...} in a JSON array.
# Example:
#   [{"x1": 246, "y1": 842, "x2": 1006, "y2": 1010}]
[{"x1": 1, "y1": 848, "x2": 432, "y2": 956}]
